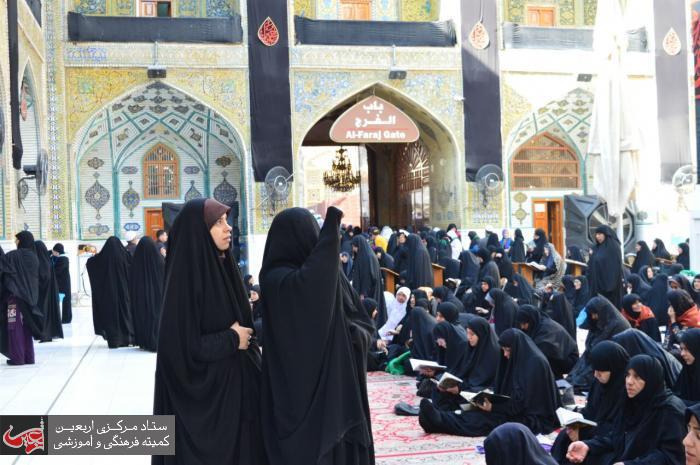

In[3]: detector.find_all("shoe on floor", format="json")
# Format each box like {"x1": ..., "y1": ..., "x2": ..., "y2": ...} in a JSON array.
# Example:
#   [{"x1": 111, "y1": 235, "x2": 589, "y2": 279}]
[{"x1": 394, "y1": 402, "x2": 420, "y2": 416}]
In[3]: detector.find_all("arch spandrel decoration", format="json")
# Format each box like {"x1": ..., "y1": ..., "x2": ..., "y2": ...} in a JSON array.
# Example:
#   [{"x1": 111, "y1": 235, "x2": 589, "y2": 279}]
[{"x1": 73, "y1": 82, "x2": 247, "y2": 240}]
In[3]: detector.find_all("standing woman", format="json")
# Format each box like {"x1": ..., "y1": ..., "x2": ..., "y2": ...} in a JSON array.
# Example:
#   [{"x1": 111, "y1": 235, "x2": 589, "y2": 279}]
[
  {"x1": 34, "y1": 240, "x2": 63, "y2": 342},
  {"x1": 677, "y1": 242, "x2": 691, "y2": 270},
  {"x1": 0, "y1": 232, "x2": 42, "y2": 365},
  {"x1": 86, "y1": 237, "x2": 133, "y2": 348},
  {"x1": 401, "y1": 233, "x2": 434, "y2": 289},
  {"x1": 652, "y1": 238, "x2": 672, "y2": 260},
  {"x1": 260, "y1": 207, "x2": 374, "y2": 465},
  {"x1": 51, "y1": 244, "x2": 72, "y2": 324},
  {"x1": 129, "y1": 237, "x2": 164, "y2": 352},
  {"x1": 351, "y1": 235, "x2": 387, "y2": 329},
  {"x1": 508, "y1": 229, "x2": 526, "y2": 263},
  {"x1": 587, "y1": 225, "x2": 624, "y2": 308},
  {"x1": 153, "y1": 199, "x2": 264, "y2": 465}
]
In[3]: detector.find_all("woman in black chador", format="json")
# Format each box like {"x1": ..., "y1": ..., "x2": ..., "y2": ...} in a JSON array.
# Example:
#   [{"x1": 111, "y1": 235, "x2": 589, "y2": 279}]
[
  {"x1": 351, "y1": 235, "x2": 387, "y2": 329},
  {"x1": 153, "y1": 198, "x2": 264, "y2": 465},
  {"x1": 129, "y1": 236, "x2": 164, "y2": 352},
  {"x1": 260, "y1": 207, "x2": 375, "y2": 465},
  {"x1": 34, "y1": 240, "x2": 63, "y2": 342},
  {"x1": 587, "y1": 225, "x2": 624, "y2": 308},
  {"x1": 86, "y1": 236, "x2": 134, "y2": 348},
  {"x1": 51, "y1": 243, "x2": 72, "y2": 323}
]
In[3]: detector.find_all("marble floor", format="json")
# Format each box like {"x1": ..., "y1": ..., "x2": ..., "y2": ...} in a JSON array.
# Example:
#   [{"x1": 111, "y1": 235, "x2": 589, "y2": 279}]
[{"x1": 0, "y1": 305, "x2": 155, "y2": 465}]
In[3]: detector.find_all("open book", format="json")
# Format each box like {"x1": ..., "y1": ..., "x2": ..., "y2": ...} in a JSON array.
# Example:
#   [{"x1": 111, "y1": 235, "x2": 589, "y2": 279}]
[
  {"x1": 556, "y1": 407, "x2": 597, "y2": 428},
  {"x1": 460, "y1": 389, "x2": 510, "y2": 405},
  {"x1": 409, "y1": 358, "x2": 447, "y2": 373},
  {"x1": 527, "y1": 261, "x2": 547, "y2": 271},
  {"x1": 430, "y1": 372, "x2": 463, "y2": 390}
]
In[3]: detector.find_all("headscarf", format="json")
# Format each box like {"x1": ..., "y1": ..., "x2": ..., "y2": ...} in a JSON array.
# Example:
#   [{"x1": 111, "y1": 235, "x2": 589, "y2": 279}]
[
  {"x1": 488, "y1": 288, "x2": 517, "y2": 336},
  {"x1": 647, "y1": 273, "x2": 671, "y2": 325},
  {"x1": 350, "y1": 235, "x2": 387, "y2": 328},
  {"x1": 458, "y1": 250, "x2": 480, "y2": 287},
  {"x1": 463, "y1": 317, "x2": 499, "y2": 390},
  {"x1": 621, "y1": 293, "x2": 656, "y2": 327},
  {"x1": 631, "y1": 241, "x2": 655, "y2": 274},
  {"x1": 639, "y1": 265, "x2": 654, "y2": 284},
  {"x1": 129, "y1": 236, "x2": 164, "y2": 352},
  {"x1": 612, "y1": 328, "x2": 682, "y2": 389},
  {"x1": 16, "y1": 231, "x2": 35, "y2": 250},
  {"x1": 409, "y1": 306, "x2": 437, "y2": 361},
  {"x1": 508, "y1": 229, "x2": 526, "y2": 263},
  {"x1": 504, "y1": 273, "x2": 535, "y2": 305},
  {"x1": 547, "y1": 292, "x2": 576, "y2": 340},
  {"x1": 668, "y1": 289, "x2": 700, "y2": 329},
  {"x1": 379, "y1": 287, "x2": 410, "y2": 339},
  {"x1": 587, "y1": 225, "x2": 624, "y2": 306},
  {"x1": 340, "y1": 252, "x2": 353, "y2": 278},
  {"x1": 572, "y1": 275, "x2": 590, "y2": 314},
  {"x1": 531, "y1": 228, "x2": 548, "y2": 262},
  {"x1": 436, "y1": 302, "x2": 459, "y2": 325},
  {"x1": 585, "y1": 341, "x2": 630, "y2": 428},
  {"x1": 484, "y1": 423, "x2": 557, "y2": 465},
  {"x1": 494, "y1": 329, "x2": 560, "y2": 434},
  {"x1": 675, "y1": 328, "x2": 700, "y2": 403},
  {"x1": 401, "y1": 234, "x2": 433, "y2": 289},
  {"x1": 626, "y1": 274, "x2": 652, "y2": 302},
  {"x1": 52, "y1": 243, "x2": 65, "y2": 255},
  {"x1": 567, "y1": 245, "x2": 586, "y2": 263},
  {"x1": 515, "y1": 304, "x2": 579, "y2": 373},
  {"x1": 259, "y1": 206, "x2": 373, "y2": 465},
  {"x1": 652, "y1": 239, "x2": 672, "y2": 260},
  {"x1": 433, "y1": 319, "x2": 470, "y2": 378}
]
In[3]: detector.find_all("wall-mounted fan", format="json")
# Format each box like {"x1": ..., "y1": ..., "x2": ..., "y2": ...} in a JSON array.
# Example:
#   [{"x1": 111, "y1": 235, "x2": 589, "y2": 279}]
[
  {"x1": 672, "y1": 164, "x2": 696, "y2": 210},
  {"x1": 474, "y1": 163, "x2": 504, "y2": 207},
  {"x1": 258, "y1": 166, "x2": 293, "y2": 225},
  {"x1": 17, "y1": 148, "x2": 48, "y2": 208}
]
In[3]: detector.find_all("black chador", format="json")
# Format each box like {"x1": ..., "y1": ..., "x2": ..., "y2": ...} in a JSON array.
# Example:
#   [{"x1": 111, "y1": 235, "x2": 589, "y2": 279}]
[
  {"x1": 86, "y1": 236, "x2": 134, "y2": 348},
  {"x1": 153, "y1": 199, "x2": 265, "y2": 465},
  {"x1": 351, "y1": 235, "x2": 387, "y2": 329},
  {"x1": 129, "y1": 236, "x2": 164, "y2": 352},
  {"x1": 260, "y1": 207, "x2": 374, "y2": 465},
  {"x1": 34, "y1": 240, "x2": 63, "y2": 342},
  {"x1": 51, "y1": 243, "x2": 72, "y2": 323}
]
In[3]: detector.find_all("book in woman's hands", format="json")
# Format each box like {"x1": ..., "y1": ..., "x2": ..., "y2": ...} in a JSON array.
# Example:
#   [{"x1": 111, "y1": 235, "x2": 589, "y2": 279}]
[
  {"x1": 409, "y1": 358, "x2": 447, "y2": 373},
  {"x1": 460, "y1": 389, "x2": 510, "y2": 405},
  {"x1": 430, "y1": 372, "x2": 463, "y2": 390},
  {"x1": 556, "y1": 407, "x2": 597, "y2": 428}
]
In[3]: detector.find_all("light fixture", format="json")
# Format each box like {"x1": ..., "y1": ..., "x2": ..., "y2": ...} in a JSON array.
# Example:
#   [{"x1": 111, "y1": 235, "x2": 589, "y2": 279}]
[{"x1": 323, "y1": 147, "x2": 360, "y2": 192}]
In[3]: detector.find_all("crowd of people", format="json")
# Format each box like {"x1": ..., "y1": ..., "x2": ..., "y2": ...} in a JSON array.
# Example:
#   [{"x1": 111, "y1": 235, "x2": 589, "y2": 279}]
[
  {"x1": 3, "y1": 200, "x2": 700, "y2": 465},
  {"x1": 0, "y1": 232, "x2": 71, "y2": 365}
]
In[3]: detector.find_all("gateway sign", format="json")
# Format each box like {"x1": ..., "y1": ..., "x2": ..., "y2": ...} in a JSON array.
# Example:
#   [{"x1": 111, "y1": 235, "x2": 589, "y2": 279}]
[{"x1": 329, "y1": 96, "x2": 420, "y2": 144}]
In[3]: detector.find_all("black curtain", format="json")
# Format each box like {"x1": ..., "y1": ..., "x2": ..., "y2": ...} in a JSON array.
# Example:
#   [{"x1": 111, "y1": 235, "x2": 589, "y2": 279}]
[
  {"x1": 247, "y1": 0, "x2": 293, "y2": 181},
  {"x1": 8, "y1": 0, "x2": 22, "y2": 169},
  {"x1": 461, "y1": 0, "x2": 501, "y2": 180},
  {"x1": 654, "y1": 0, "x2": 692, "y2": 182}
]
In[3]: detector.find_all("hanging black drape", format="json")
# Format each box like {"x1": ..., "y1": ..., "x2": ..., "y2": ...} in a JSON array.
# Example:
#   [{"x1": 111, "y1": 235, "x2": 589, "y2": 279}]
[
  {"x1": 461, "y1": 0, "x2": 501, "y2": 180},
  {"x1": 247, "y1": 0, "x2": 293, "y2": 181},
  {"x1": 8, "y1": 0, "x2": 23, "y2": 169}
]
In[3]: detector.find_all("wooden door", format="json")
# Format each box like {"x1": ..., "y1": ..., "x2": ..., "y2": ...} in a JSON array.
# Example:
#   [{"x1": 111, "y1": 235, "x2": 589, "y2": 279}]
[
  {"x1": 140, "y1": 1, "x2": 157, "y2": 16},
  {"x1": 145, "y1": 208, "x2": 164, "y2": 239},
  {"x1": 532, "y1": 199, "x2": 564, "y2": 255},
  {"x1": 340, "y1": 0, "x2": 371, "y2": 20},
  {"x1": 547, "y1": 200, "x2": 564, "y2": 255},
  {"x1": 526, "y1": 6, "x2": 555, "y2": 26}
]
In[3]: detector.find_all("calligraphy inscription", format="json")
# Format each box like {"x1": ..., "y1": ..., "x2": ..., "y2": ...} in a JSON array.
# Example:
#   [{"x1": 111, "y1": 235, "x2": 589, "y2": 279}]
[
  {"x1": 48, "y1": 415, "x2": 175, "y2": 455},
  {"x1": 329, "y1": 96, "x2": 420, "y2": 144}
]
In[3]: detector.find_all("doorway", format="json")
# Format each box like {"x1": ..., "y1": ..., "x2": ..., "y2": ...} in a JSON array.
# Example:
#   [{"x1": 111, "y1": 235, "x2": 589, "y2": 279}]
[
  {"x1": 144, "y1": 208, "x2": 164, "y2": 239},
  {"x1": 533, "y1": 199, "x2": 564, "y2": 255}
]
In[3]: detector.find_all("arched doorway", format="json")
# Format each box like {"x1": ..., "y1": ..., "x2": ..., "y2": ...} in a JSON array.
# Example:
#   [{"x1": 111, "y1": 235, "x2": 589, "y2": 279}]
[
  {"x1": 18, "y1": 66, "x2": 44, "y2": 236},
  {"x1": 74, "y1": 81, "x2": 247, "y2": 247},
  {"x1": 299, "y1": 84, "x2": 460, "y2": 230}
]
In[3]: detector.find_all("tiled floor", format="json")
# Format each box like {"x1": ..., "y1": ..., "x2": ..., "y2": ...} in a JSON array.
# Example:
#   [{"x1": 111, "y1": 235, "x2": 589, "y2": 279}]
[{"x1": 0, "y1": 305, "x2": 155, "y2": 465}]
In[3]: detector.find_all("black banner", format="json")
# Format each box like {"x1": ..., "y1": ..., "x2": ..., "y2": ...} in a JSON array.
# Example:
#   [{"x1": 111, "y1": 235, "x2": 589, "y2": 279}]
[
  {"x1": 247, "y1": 0, "x2": 293, "y2": 181},
  {"x1": 461, "y1": 0, "x2": 502, "y2": 180},
  {"x1": 8, "y1": 0, "x2": 22, "y2": 169},
  {"x1": 654, "y1": 0, "x2": 692, "y2": 182}
]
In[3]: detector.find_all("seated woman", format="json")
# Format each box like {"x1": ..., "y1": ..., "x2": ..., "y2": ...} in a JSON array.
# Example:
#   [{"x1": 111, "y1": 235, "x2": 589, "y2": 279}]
[
  {"x1": 666, "y1": 290, "x2": 700, "y2": 354},
  {"x1": 685, "y1": 403, "x2": 700, "y2": 465},
  {"x1": 418, "y1": 328, "x2": 559, "y2": 437},
  {"x1": 487, "y1": 288, "x2": 518, "y2": 336},
  {"x1": 485, "y1": 422, "x2": 557, "y2": 465},
  {"x1": 567, "y1": 354, "x2": 686, "y2": 465},
  {"x1": 504, "y1": 273, "x2": 535, "y2": 305},
  {"x1": 515, "y1": 305, "x2": 579, "y2": 379},
  {"x1": 620, "y1": 293, "x2": 661, "y2": 342},
  {"x1": 674, "y1": 328, "x2": 700, "y2": 406},
  {"x1": 550, "y1": 341, "x2": 629, "y2": 464},
  {"x1": 534, "y1": 243, "x2": 565, "y2": 291},
  {"x1": 567, "y1": 296, "x2": 630, "y2": 391},
  {"x1": 612, "y1": 328, "x2": 682, "y2": 390}
]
